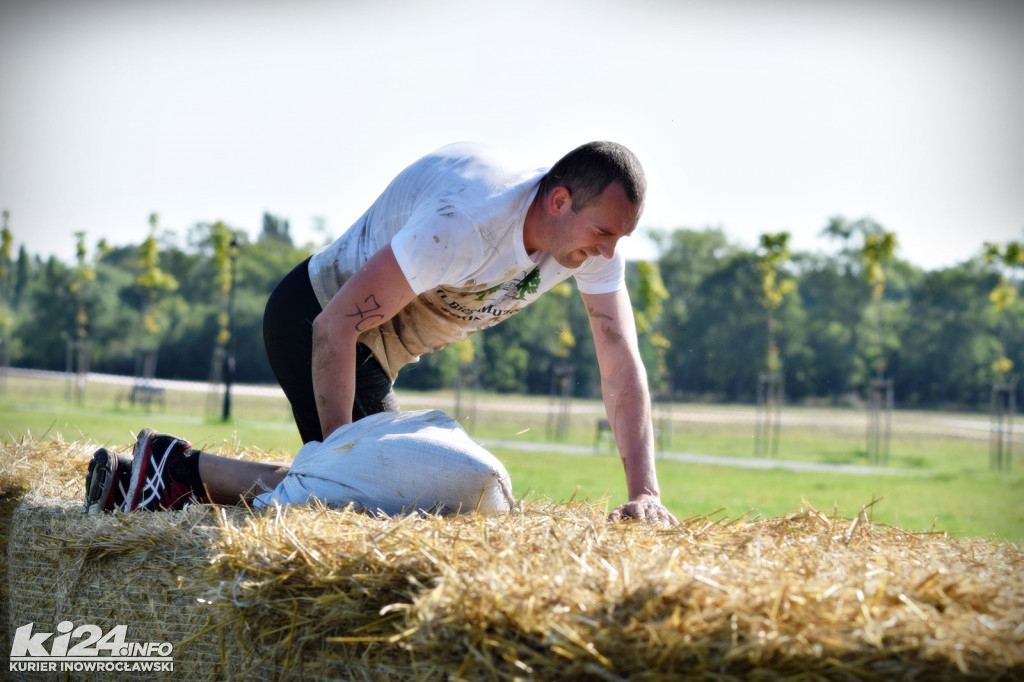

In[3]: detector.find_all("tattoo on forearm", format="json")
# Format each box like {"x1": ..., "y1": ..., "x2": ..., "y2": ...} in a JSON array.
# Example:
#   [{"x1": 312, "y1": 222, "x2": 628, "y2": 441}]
[
  {"x1": 603, "y1": 325, "x2": 624, "y2": 345},
  {"x1": 346, "y1": 295, "x2": 385, "y2": 331}
]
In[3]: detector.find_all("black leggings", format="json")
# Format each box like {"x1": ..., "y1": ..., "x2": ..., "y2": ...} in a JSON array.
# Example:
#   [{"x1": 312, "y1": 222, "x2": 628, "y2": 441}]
[{"x1": 262, "y1": 258, "x2": 400, "y2": 444}]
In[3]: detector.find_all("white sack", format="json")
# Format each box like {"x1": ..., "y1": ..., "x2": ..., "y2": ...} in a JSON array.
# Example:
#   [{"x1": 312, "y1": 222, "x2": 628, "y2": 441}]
[{"x1": 254, "y1": 410, "x2": 514, "y2": 516}]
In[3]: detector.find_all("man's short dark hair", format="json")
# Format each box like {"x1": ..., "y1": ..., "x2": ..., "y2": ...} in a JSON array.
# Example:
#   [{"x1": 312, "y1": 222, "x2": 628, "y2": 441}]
[{"x1": 539, "y1": 141, "x2": 646, "y2": 213}]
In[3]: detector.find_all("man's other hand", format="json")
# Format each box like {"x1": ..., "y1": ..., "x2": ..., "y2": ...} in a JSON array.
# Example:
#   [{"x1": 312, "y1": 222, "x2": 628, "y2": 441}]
[{"x1": 608, "y1": 493, "x2": 677, "y2": 526}]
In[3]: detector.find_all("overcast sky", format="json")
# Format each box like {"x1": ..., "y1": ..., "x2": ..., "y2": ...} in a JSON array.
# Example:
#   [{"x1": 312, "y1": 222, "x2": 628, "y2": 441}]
[{"x1": 1, "y1": 0, "x2": 1021, "y2": 271}]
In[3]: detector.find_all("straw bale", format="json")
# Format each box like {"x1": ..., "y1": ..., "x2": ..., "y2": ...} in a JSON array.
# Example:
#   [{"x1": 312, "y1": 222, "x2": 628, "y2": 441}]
[
  {"x1": 0, "y1": 435, "x2": 270, "y2": 681},
  {"x1": 5, "y1": 498, "x2": 244, "y2": 681},
  {"x1": 3, "y1": 436, "x2": 1024, "y2": 681},
  {"x1": 191, "y1": 501, "x2": 1024, "y2": 681},
  {"x1": 394, "y1": 503, "x2": 1024, "y2": 680},
  {"x1": 1, "y1": 433, "x2": 86, "y2": 661},
  {"x1": 0, "y1": 459, "x2": 26, "y2": 660}
]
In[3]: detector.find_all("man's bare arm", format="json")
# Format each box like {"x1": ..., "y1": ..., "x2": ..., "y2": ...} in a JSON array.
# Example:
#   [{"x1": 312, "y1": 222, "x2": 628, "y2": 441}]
[
  {"x1": 582, "y1": 288, "x2": 676, "y2": 525},
  {"x1": 312, "y1": 244, "x2": 415, "y2": 439}
]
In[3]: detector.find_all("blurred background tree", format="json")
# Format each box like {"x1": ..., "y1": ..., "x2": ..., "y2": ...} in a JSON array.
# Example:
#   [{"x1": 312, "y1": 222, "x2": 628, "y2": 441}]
[{"x1": 1, "y1": 217, "x2": 1022, "y2": 416}]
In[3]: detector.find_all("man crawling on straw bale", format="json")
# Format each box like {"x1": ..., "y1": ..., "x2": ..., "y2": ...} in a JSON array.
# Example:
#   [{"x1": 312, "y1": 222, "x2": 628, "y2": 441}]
[{"x1": 83, "y1": 141, "x2": 675, "y2": 524}]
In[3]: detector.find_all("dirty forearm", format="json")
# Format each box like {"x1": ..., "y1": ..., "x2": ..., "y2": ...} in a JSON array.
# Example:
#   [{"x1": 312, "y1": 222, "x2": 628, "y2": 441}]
[
  {"x1": 311, "y1": 312, "x2": 358, "y2": 440},
  {"x1": 585, "y1": 290, "x2": 663, "y2": 502},
  {"x1": 602, "y1": 364, "x2": 660, "y2": 501},
  {"x1": 312, "y1": 290, "x2": 387, "y2": 438},
  {"x1": 309, "y1": 245, "x2": 415, "y2": 441}
]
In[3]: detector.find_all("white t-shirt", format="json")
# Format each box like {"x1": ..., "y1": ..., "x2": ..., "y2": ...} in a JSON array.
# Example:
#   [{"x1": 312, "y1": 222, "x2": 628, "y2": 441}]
[{"x1": 308, "y1": 142, "x2": 625, "y2": 380}]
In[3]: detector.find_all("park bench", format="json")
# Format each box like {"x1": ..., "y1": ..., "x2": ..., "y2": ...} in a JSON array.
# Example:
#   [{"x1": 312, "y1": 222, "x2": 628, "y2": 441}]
[{"x1": 118, "y1": 383, "x2": 166, "y2": 410}]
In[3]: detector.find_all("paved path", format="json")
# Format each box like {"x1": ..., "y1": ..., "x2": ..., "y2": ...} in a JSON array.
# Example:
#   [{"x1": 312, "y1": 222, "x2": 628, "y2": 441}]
[
  {"x1": 479, "y1": 438, "x2": 919, "y2": 477},
  {"x1": 5, "y1": 367, "x2": 287, "y2": 397},
  {"x1": 4, "y1": 368, "x2": 1003, "y2": 475}
]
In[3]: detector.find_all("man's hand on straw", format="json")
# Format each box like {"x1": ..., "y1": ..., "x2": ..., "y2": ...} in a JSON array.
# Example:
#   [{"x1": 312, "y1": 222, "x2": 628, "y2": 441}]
[{"x1": 608, "y1": 493, "x2": 677, "y2": 526}]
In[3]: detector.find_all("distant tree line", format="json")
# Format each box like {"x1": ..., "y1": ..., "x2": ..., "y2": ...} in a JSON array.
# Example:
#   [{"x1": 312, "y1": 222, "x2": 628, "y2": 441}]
[{"x1": 0, "y1": 209, "x2": 1021, "y2": 409}]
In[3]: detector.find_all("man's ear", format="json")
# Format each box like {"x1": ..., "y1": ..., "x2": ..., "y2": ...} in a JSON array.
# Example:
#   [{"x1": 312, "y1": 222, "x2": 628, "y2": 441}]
[{"x1": 547, "y1": 187, "x2": 572, "y2": 215}]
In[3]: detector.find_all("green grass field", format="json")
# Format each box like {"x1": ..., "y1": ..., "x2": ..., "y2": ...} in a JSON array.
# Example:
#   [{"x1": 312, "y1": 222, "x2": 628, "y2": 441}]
[{"x1": 1, "y1": 373, "x2": 1021, "y2": 542}]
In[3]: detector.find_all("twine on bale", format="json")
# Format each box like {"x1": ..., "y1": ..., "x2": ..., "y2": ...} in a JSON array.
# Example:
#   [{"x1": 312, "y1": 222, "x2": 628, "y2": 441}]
[{"x1": 2, "y1": 435, "x2": 1024, "y2": 681}]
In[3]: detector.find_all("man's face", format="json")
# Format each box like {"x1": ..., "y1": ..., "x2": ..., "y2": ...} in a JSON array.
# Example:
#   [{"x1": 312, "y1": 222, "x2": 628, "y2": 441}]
[{"x1": 547, "y1": 181, "x2": 641, "y2": 269}]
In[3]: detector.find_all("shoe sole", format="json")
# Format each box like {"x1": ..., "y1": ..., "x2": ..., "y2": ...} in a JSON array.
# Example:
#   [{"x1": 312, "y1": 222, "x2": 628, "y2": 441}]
[
  {"x1": 84, "y1": 448, "x2": 116, "y2": 515},
  {"x1": 123, "y1": 427, "x2": 156, "y2": 512}
]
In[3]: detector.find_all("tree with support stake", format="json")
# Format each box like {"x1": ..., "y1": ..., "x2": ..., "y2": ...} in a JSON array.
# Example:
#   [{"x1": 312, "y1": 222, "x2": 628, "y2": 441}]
[
  {"x1": 984, "y1": 240, "x2": 1023, "y2": 472},
  {"x1": 863, "y1": 229, "x2": 898, "y2": 466},
  {"x1": 133, "y1": 214, "x2": 179, "y2": 406},
  {"x1": 990, "y1": 381, "x2": 1015, "y2": 472},
  {"x1": 204, "y1": 222, "x2": 235, "y2": 417},
  {"x1": 66, "y1": 231, "x2": 105, "y2": 404},
  {"x1": 201, "y1": 222, "x2": 243, "y2": 421},
  {"x1": 453, "y1": 337, "x2": 479, "y2": 433},
  {"x1": 634, "y1": 260, "x2": 671, "y2": 450},
  {"x1": 221, "y1": 236, "x2": 241, "y2": 422},
  {"x1": 755, "y1": 232, "x2": 792, "y2": 458},
  {"x1": 547, "y1": 362, "x2": 575, "y2": 442},
  {"x1": 0, "y1": 211, "x2": 13, "y2": 397},
  {"x1": 542, "y1": 281, "x2": 576, "y2": 442}
]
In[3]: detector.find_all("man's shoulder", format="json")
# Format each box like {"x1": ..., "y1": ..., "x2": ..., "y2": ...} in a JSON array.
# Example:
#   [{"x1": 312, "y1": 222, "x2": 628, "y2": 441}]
[
  {"x1": 421, "y1": 142, "x2": 545, "y2": 181},
  {"x1": 402, "y1": 143, "x2": 543, "y2": 224},
  {"x1": 427, "y1": 141, "x2": 518, "y2": 164}
]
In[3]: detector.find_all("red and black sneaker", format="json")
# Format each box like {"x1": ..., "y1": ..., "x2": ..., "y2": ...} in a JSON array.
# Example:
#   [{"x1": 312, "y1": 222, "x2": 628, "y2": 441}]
[
  {"x1": 122, "y1": 427, "x2": 202, "y2": 511},
  {"x1": 83, "y1": 447, "x2": 133, "y2": 515}
]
